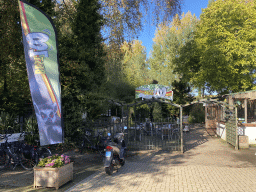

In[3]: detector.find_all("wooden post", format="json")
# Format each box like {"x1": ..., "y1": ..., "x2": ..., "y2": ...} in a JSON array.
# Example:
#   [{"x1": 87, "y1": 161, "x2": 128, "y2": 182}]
[
  {"x1": 235, "y1": 106, "x2": 239, "y2": 150},
  {"x1": 244, "y1": 99, "x2": 247, "y2": 123},
  {"x1": 180, "y1": 106, "x2": 183, "y2": 153},
  {"x1": 128, "y1": 106, "x2": 130, "y2": 129},
  {"x1": 121, "y1": 105, "x2": 123, "y2": 127}
]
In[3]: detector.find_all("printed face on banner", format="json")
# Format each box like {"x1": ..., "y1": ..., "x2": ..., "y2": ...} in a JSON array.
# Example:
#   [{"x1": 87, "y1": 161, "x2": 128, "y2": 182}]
[
  {"x1": 35, "y1": 102, "x2": 62, "y2": 145},
  {"x1": 135, "y1": 84, "x2": 173, "y2": 100}
]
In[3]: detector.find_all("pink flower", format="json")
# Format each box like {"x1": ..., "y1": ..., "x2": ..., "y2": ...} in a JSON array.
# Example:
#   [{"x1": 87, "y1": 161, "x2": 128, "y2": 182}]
[
  {"x1": 64, "y1": 156, "x2": 69, "y2": 160},
  {"x1": 45, "y1": 162, "x2": 55, "y2": 167}
]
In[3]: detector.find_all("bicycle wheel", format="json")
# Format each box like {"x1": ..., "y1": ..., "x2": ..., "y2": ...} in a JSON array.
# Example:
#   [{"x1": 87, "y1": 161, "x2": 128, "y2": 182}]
[
  {"x1": 80, "y1": 137, "x2": 93, "y2": 153},
  {"x1": 0, "y1": 151, "x2": 9, "y2": 169},
  {"x1": 20, "y1": 152, "x2": 36, "y2": 170},
  {"x1": 38, "y1": 148, "x2": 52, "y2": 161}
]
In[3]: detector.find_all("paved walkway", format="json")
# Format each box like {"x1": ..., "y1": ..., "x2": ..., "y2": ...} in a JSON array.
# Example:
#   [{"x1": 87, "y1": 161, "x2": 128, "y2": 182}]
[{"x1": 66, "y1": 124, "x2": 256, "y2": 192}]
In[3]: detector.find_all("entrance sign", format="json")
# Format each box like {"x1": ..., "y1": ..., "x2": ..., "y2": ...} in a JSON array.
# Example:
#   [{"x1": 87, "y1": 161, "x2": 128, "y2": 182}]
[
  {"x1": 18, "y1": 0, "x2": 63, "y2": 146},
  {"x1": 135, "y1": 84, "x2": 173, "y2": 100}
]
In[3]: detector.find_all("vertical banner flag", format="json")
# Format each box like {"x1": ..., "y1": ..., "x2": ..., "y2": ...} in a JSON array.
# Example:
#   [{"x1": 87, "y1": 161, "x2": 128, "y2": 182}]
[{"x1": 18, "y1": 0, "x2": 63, "y2": 146}]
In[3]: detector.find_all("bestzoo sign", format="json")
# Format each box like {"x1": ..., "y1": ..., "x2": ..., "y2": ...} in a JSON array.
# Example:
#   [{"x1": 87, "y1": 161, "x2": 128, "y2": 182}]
[{"x1": 135, "y1": 84, "x2": 173, "y2": 101}]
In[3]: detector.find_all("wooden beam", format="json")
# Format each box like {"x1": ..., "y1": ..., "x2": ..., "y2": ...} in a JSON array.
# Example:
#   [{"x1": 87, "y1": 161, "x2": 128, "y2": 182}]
[
  {"x1": 180, "y1": 106, "x2": 183, "y2": 153},
  {"x1": 245, "y1": 98, "x2": 247, "y2": 123},
  {"x1": 235, "y1": 106, "x2": 239, "y2": 150}
]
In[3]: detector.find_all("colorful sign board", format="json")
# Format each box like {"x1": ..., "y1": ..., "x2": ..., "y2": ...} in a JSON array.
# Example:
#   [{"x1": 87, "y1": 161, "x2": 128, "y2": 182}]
[{"x1": 135, "y1": 84, "x2": 173, "y2": 100}]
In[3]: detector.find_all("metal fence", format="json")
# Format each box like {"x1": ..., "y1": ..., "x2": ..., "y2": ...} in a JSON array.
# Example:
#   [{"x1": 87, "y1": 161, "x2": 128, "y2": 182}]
[
  {"x1": 126, "y1": 119, "x2": 181, "y2": 151},
  {"x1": 81, "y1": 117, "x2": 181, "y2": 151}
]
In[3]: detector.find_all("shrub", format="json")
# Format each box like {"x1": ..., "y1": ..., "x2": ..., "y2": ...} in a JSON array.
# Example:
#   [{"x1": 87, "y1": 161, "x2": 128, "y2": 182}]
[
  {"x1": 38, "y1": 154, "x2": 71, "y2": 168},
  {"x1": 189, "y1": 103, "x2": 205, "y2": 123}
]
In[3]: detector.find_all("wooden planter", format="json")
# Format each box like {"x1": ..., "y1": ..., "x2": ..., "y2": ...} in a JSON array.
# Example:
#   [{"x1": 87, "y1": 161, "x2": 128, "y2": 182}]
[{"x1": 34, "y1": 162, "x2": 73, "y2": 190}]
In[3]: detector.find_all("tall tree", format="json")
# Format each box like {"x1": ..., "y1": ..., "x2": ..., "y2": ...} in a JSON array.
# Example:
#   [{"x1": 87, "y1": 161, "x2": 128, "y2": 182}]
[
  {"x1": 177, "y1": 0, "x2": 256, "y2": 94},
  {"x1": 121, "y1": 40, "x2": 150, "y2": 88},
  {"x1": 0, "y1": 0, "x2": 32, "y2": 113},
  {"x1": 101, "y1": 0, "x2": 183, "y2": 103},
  {"x1": 26, "y1": 0, "x2": 56, "y2": 17},
  {"x1": 59, "y1": 0, "x2": 106, "y2": 121},
  {"x1": 101, "y1": 0, "x2": 183, "y2": 45},
  {"x1": 149, "y1": 11, "x2": 198, "y2": 87}
]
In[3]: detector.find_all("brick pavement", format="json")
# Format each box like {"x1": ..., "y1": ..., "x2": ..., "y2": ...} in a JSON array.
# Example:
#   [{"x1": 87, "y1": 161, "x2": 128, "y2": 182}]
[{"x1": 66, "y1": 124, "x2": 256, "y2": 192}]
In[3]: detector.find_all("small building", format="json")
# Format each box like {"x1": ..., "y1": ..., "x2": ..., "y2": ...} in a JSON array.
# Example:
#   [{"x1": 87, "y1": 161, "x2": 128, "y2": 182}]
[{"x1": 205, "y1": 90, "x2": 256, "y2": 147}]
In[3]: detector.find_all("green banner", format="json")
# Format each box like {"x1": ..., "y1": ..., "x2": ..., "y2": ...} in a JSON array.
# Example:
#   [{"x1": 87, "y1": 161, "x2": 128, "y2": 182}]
[{"x1": 18, "y1": 0, "x2": 63, "y2": 146}]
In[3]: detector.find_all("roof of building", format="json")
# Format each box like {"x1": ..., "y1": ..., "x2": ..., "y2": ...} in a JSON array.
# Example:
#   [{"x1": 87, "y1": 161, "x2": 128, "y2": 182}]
[{"x1": 226, "y1": 90, "x2": 256, "y2": 99}]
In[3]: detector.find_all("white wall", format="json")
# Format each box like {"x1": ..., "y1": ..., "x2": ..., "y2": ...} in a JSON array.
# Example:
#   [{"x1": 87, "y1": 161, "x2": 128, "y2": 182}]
[
  {"x1": 217, "y1": 123, "x2": 256, "y2": 144},
  {"x1": 217, "y1": 123, "x2": 226, "y2": 140},
  {"x1": 243, "y1": 126, "x2": 256, "y2": 144}
]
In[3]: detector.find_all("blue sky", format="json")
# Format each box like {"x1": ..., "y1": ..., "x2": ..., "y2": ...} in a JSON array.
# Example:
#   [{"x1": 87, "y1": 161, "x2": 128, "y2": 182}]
[{"x1": 138, "y1": 0, "x2": 210, "y2": 59}]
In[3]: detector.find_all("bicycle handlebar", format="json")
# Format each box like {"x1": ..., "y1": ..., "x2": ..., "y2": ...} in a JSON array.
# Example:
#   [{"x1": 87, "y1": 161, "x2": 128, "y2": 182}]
[
  {"x1": 20, "y1": 131, "x2": 33, "y2": 137},
  {"x1": 0, "y1": 134, "x2": 12, "y2": 141}
]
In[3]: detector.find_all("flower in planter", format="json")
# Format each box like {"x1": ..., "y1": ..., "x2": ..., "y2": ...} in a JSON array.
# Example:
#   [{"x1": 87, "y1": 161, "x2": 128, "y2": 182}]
[{"x1": 38, "y1": 154, "x2": 71, "y2": 168}]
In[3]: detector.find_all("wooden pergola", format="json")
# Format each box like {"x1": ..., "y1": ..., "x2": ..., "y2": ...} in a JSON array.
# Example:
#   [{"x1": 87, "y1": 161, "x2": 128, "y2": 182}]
[{"x1": 226, "y1": 90, "x2": 256, "y2": 124}]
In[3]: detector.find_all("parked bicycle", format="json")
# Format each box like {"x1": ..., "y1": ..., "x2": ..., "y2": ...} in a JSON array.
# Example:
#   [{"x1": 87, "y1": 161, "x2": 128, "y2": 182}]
[
  {"x1": 0, "y1": 132, "x2": 52, "y2": 170},
  {"x1": 80, "y1": 130, "x2": 108, "y2": 156},
  {"x1": 20, "y1": 132, "x2": 52, "y2": 167}
]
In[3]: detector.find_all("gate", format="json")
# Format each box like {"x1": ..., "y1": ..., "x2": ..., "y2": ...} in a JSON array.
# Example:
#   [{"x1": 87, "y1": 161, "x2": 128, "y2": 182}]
[
  {"x1": 225, "y1": 106, "x2": 238, "y2": 148},
  {"x1": 105, "y1": 98, "x2": 183, "y2": 152},
  {"x1": 81, "y1": 119, "x2": 181, "y2": 151},
  {"x1": 125, "y1": 119, "x2": 181, "y2": 151}
]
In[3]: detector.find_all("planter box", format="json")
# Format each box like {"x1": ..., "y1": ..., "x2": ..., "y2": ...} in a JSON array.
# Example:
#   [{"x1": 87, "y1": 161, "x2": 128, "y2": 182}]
[
  {"x1": 34, "y1": 162, "x2": 73, "y2": 190},
  {"x1": 239, "y1": 135, "x2": 249, "y2": 149}
]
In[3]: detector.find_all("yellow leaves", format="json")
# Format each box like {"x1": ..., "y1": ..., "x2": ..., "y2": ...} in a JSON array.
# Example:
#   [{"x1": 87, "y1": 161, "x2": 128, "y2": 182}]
[
  {"x1": 120, "y1": 40, "x2": 148, "y2": 88},
  {"x1": 153, "y1": 11, "x2": 198, "y2": 45}
]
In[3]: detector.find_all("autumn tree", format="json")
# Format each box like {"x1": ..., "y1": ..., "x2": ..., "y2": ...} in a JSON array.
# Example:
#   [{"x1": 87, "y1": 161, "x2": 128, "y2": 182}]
[
  {"x1": 121, "y1": 40, "x2": 150, "y2": 88},
  {"x1": 148, "y1": 12, "x2": 197, "y2": 116},
  {"x1": 149, "y1": 11, "x2": 198, "y2": 87},
  {"x1": 101, "y1": 0, "x2": 183, "y2": 104},
  {"x1": 101, "y1": 0, "x2": 183, "y2": 45}
]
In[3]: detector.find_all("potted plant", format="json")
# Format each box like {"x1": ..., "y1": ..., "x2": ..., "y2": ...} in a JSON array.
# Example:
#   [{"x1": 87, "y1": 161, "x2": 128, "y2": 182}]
[{"x1": 34, "y1": 154, "x2": 73, "y2": 190}]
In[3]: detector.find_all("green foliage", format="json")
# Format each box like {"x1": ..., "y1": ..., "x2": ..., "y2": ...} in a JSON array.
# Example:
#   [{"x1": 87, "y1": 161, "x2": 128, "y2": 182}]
[
  {"x1": 152, "y1": 102, "x2": 163, "y2": 122},
  {"x1": 0, "y1": 0, "x2": 31, "y2": 114},
  {"x1": 176, "y1": 0, "x2": 256, "y2": 94},
  {"x1": 26, "y1": 0, "x2": 56, "y2": 17},
  {"x1": 0, "y1": 0, "x2": 184, "y2": 144},
  {"x1": 23, "y1": 116, "x2": 39, "y2": 145},
  {"x1": 166, "y1": 80, "x2": 193, "y2": 116},
  {"x1": 101, "y1": 0, "x2": 183, "y2": 104},
  {"x1": 0, "y1": 111, "x2": 20, "y2": 133},
  {"x1": 188, "y1": 103, "x2": 205, "y2": 123},
  {"x1": 121, "y1": 40, "x2": 150, "y2": 88},
  {"x1": 38, "y1": 154, "x2": 71, "y2": 168},
  {"x1": 150, "y1": 12, "x2": 198, "y2": 87},
  {"x1": 57, "y1": 0, "x2": 108, "y2": 138}
]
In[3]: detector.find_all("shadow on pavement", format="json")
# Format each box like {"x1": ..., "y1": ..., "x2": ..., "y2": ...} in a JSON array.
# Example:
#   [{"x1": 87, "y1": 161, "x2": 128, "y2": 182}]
[{"x1": 183, "y1": 123, "x2": 211, "y2": 153}]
